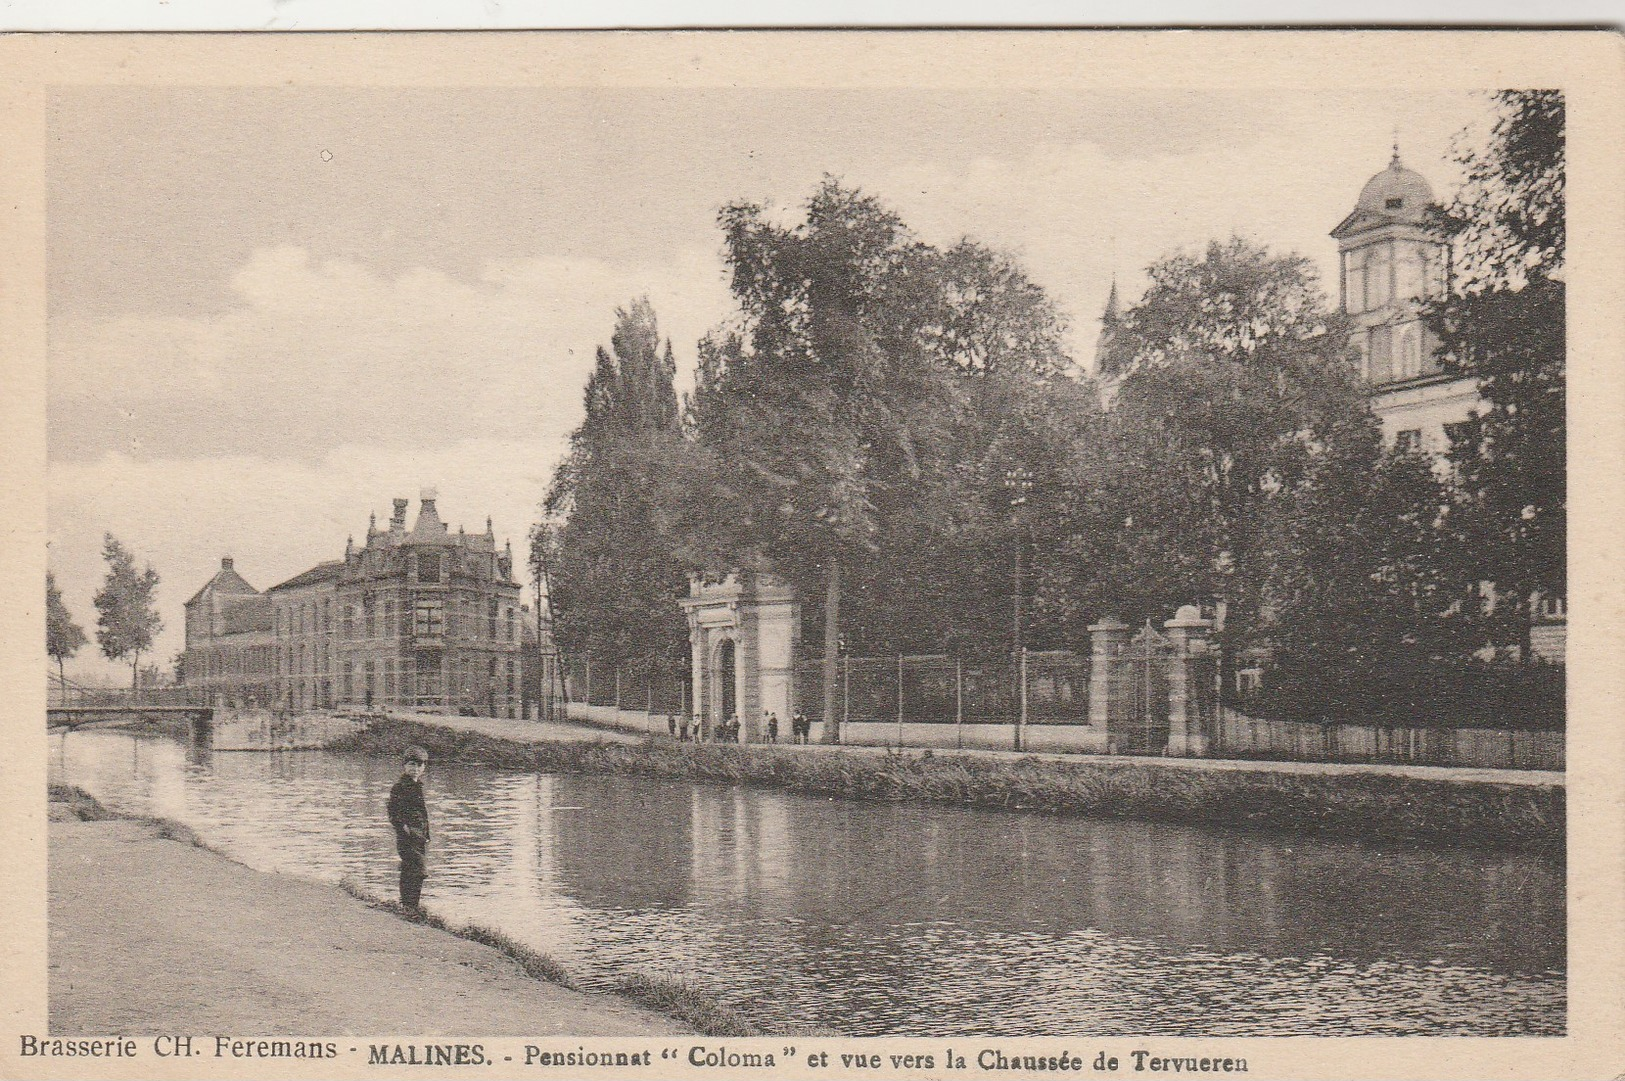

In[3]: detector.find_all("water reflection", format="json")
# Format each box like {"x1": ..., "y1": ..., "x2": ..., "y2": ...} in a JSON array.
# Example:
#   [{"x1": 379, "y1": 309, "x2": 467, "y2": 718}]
[{"x1": 50, "y1": 728, "x2": 1563, "y2": 1036}]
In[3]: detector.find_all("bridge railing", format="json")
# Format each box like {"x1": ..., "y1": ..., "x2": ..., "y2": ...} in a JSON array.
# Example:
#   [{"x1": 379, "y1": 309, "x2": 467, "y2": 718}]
[{"x1": 47, "y1": 677, "x2": 206, "y2": 709}]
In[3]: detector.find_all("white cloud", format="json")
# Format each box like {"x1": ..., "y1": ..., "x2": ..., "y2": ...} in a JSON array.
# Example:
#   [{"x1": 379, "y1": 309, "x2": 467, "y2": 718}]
[{"x1": 49, "y1": 243, "x2": 735, "y2": 461}]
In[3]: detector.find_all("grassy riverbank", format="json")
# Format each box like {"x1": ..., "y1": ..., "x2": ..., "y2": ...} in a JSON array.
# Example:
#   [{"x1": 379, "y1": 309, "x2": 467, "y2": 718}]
[{"x1": 327, "y1": 716, "x2": 1563, "y2": 853}]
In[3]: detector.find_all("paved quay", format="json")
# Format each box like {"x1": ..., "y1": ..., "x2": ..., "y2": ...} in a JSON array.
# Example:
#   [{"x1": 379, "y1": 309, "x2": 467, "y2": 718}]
[
  {"x1": 48, "y1": 813, "x2": 685, "y2": 1036},
  {"x1": 393, "y1": 711, "x2": 1563, "y2": 788}
]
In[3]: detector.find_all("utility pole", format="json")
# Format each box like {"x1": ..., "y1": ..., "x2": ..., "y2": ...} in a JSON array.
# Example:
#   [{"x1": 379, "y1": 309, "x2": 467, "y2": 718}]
[{"x1": 1004, "y1": 466, "x2": 1033, "y2": 752}]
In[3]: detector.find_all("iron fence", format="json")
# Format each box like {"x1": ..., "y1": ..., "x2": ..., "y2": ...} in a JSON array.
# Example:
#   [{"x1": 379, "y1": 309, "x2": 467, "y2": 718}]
[
  {"x1": 562, "y1": 659, "x2": 687, "y2": 716},
  {"x1": 792, "y1": 650, "x2": 1089, "y2": 727}
]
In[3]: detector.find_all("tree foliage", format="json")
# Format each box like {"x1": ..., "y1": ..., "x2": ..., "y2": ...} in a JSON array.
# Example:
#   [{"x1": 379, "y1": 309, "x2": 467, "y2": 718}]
[
  {"x1": 684, "y1": 178, "x2": 1083, "y2": 735},
  {"x1": 543, "y1": 298, "x2": 692, "y2": 679},
  {"x1": 1069, "y1": 238, "x2": 1368, "y2": 678},
  {"x1": 47, "y1": 570, "x2": 88, "y2": 690},
  {"x1": 1255, "y1": 432, "x2": 1469, "y2": 721},
  {"x1": 1428, "y1": 90, "x2": 1566, "y2": 654},
  {"x1": 92, "y1": 534, "x2": 162, "y2": 690}
]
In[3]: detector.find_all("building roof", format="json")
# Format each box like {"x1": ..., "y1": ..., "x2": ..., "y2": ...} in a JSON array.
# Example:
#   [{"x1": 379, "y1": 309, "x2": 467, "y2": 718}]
[
  {"x1": 1332, "y1": 150, "x2": 1438, "y2": 241},
  {"x1": 184, "y1": 558, "x2": 258, "y2": 608},
  {"x1": 220, "y1": 594, "x2": 274, "y2": 635},
  {"x1": 266, "y1": 560, "x2": 345, "y2": 593},
  {"x1": 1354, "y1": 150, "x2": 1435, "y2": 220}
]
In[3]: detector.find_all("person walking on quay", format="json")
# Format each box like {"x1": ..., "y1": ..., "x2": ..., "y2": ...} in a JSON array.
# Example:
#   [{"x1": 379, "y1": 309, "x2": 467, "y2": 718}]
[
  {"x1": 766, "y1": 711, "x2": 779, "y2": 743},
  {"x1": 668, "y1": 713, "x2": 677, "y2": 738},
  {"x1": 386, "y1": 746, "x2": 431, "y2": 913}
]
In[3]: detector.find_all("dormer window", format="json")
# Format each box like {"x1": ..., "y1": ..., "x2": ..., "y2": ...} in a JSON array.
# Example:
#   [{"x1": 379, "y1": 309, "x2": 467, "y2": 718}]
[{"x1": 1385, "y1": 197, "x2": 1403, "y2": 210}]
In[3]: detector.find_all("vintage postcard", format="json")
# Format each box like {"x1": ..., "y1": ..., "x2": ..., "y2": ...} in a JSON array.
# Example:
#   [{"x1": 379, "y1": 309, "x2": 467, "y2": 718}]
[{"x1": 1, "y1": 29, "x2": 1621, "y2": 1081}]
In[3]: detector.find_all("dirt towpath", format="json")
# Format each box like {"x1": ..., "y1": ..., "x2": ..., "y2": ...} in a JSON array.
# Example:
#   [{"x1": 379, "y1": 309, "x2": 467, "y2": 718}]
[{"x1": 49, "y1": 816, "x2": 686, "y2": 1036}]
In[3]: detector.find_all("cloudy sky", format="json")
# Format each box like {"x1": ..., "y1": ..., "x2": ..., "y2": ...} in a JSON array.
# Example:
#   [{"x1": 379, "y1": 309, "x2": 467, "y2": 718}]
[{"x1": 47, "y1": 83, "x2": 1493, "y2": 681}]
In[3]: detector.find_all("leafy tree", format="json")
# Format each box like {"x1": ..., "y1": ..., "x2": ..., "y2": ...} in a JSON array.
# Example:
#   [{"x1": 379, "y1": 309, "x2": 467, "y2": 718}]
[
  {"x1": 46, "y1": 571, "x2": 88, "y2": 694},
  {"x1": 92, "y1": 534, "x2": 162, "y2": 692},
  {"x1": 688, "y1": 180, "x2": 953, "y2": 740},
  {"x1": 1255, "y1": 420, "x2": 1466, "y2": 721},
  {"x1": 543, "y1": 298, "x2": 691, "y2": 685},
  {"x1": 1428, "y1": 90, "x2": 1565, "y2": 661},
  {"x1": 686, "y1": 179, "x2": 1081, "y2": 737},
  {"x1": 1076, "y1": 237, "x2": 1365, "y2": 690}
]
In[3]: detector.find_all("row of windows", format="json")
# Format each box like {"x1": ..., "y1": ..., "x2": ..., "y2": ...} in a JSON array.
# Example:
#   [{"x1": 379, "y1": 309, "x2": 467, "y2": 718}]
[
  {"x1": 1341, "y1": 239, "x2": 1445, "y2": 315},
  {"x1": 1355, "y1": 321, "x2": 1439, "y2": 385},
  {"x1": 275, "y1": 593, "x2": 519, "y2": 642},
  {"x1": 191, "y1": 645, "x2": 276, "y2": 680},
  {"x1": 350, "y1": 549, "x2": 509, "y2": 585},
  {"x1": 338, "y1": 656, "x2": 518, "y2": 703}
]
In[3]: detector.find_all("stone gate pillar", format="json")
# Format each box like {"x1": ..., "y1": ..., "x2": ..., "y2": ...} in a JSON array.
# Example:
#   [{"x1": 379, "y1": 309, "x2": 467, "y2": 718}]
[
  {"x1": 1164, "y1": 605, "x2": 1214, "y2": 757},
  {"x1": 687, "y1": 609, "x2": 706, "y2": 730},
  {"x1": 1087, "y1": 617, "x2": 1131, "y2": 740}
]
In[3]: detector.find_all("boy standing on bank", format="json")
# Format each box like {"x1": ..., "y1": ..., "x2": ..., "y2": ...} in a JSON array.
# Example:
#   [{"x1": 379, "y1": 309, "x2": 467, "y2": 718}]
[{"x1": 386, "y1": 746, "x2": 431, "y2": 911}]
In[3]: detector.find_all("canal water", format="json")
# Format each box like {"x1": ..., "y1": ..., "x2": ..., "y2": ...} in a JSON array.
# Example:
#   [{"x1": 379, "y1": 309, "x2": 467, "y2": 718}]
[{"x1": 49, "y1": 728, "x2": 1564, "y2": 1037}]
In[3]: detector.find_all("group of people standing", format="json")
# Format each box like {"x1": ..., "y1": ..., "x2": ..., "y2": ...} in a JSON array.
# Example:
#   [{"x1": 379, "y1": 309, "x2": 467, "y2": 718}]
[{"x1": 660, "y1": 709, "x2": 814, "y2": 744}]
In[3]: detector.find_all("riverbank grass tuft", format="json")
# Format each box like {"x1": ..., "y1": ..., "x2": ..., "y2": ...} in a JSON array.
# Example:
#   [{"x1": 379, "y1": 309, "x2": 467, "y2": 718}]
[
  {"x1": 613, "y1": 974, "x2": 761, "y2": 1038},
  {"x1": 337, "y1": 880, "x2": 578, "y2": 990}
]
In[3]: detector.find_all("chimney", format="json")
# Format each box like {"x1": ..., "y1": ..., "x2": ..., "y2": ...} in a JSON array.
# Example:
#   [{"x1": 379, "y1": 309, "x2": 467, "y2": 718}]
[
  {"x1": 413, "y1": 487, "x2": 446, "y2": 534},
  {"x1": 391, "y1": 498, "x2": 408, "y2": 529},
  {"x1": 221, "y1": 556, "x2": 234, "y2": 571}
]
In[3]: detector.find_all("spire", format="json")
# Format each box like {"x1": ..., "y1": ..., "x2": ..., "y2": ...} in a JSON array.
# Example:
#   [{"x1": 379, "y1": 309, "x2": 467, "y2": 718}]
[
  {"x1": 1390, "y1": 127, "x2": 1402, "y2": 168},
  {"x1": 486, "y1": 516, "x2": 494, "y2": 538},
  {"x1": 1095, "y1": 276, "x2": 1129, "y2": 379}
]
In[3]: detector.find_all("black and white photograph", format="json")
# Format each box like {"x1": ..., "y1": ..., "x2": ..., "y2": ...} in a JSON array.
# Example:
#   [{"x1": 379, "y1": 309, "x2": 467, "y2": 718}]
[{"x1": 5, "y1": 28, "x2": 1621, "y2": 1081}]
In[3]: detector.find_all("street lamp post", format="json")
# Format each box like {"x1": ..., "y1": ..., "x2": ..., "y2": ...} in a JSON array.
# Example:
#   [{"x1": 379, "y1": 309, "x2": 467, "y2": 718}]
[{"x1": 1004, "y1": 466, "x2": 1033, "y2": 752}]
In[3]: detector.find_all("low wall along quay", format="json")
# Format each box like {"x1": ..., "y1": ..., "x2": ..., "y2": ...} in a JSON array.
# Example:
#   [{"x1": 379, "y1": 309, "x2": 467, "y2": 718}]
[{"x1": 563, "y1": 702, "x2": 1562, "y2": 772}]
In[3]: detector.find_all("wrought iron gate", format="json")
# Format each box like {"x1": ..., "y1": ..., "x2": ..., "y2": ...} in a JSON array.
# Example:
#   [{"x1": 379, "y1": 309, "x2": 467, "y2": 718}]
[{"x1": 1123, "y1": 620, "x2": 1172, "y2": 754}]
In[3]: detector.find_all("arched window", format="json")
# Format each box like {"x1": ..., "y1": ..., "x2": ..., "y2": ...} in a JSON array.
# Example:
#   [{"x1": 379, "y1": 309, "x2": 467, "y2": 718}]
[
  {"x1": 1365, "y1": 243, "x2": 1392, "y2": 309},
  {"x1": 1398, "y1": 326, "x2": 1420, "y2": 379},
  {"x1": 1395, "y1": 241, "x2": 1423, "y2": 300},
  {"x1": 1345, "y1": 248, "x2": 1367, "y2": 314}
]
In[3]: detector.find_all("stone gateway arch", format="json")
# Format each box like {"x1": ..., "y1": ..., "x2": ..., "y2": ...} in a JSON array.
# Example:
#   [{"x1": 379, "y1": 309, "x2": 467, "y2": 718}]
[{"x1": 678, "y1": 573, "x2": 800, "y2": 743}]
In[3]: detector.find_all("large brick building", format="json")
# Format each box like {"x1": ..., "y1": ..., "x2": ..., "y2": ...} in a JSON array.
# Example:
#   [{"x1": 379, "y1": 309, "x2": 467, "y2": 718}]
[{"x1": 182, "y1": 492, "x2": 525, "y2": 715}]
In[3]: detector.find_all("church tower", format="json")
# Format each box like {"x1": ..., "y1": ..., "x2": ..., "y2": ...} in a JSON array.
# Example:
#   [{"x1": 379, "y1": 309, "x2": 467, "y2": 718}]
[{"x1": 1331, "y1": 146, "x2": 1477, "y2": 452}]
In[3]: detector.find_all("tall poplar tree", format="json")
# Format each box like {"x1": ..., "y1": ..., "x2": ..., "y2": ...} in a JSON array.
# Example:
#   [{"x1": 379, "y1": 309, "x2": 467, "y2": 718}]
[
  {"x1": 543, "y1": 298, "x2": 691, "y2": 682},
  {"x1": 93, "y1": 534, "x2": 163, "y2": 691}
]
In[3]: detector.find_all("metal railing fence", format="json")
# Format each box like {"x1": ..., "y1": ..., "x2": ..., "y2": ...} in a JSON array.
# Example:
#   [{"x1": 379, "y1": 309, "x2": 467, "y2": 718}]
[{"x1": 792, "y1": 650, "x2": 1090, "y2": 728}]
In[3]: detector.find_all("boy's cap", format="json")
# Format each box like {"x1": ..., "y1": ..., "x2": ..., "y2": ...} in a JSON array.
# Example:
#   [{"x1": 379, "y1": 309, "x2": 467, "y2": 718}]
[{"x1": 403, "y1": 746, "x2": 430, "y2": 764}]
